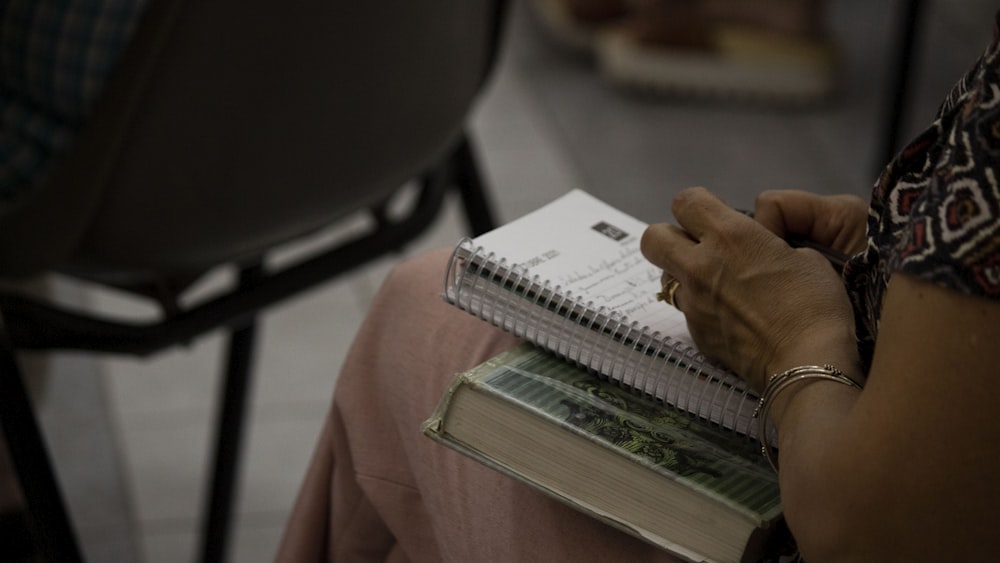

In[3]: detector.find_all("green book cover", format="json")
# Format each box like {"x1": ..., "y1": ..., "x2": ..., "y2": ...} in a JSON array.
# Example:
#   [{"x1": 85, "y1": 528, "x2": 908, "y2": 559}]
[{"x1": 424, "y1": 343, "x2": 785, "y2": 562}]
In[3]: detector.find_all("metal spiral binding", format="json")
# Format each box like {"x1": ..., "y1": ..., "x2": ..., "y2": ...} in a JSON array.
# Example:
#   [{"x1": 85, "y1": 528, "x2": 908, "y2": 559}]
[
  {"x1": 495, "y1": 258, "x2": 516, "y2": 332},
  {"x1": 631, "y1": 328, "x2": 660, "y2": 396},
  {"x1": 506, "y1": 264, "x2": 529, "y2": 337},
  {"x1": 576, "y1": 302, "x2": 601, "y2": 369},
  {"x1": 542, "y1": 288, "x2": 561, "y2": 355}
]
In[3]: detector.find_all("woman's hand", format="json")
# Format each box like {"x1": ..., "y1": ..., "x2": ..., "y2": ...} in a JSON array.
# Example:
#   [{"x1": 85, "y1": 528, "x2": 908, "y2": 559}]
[
  {"x1": 753, "y1": 189, "x2": 869, "y2": 256},
  {"x1": 640, "y1": 187, "x2": 860, "y2": 390}
]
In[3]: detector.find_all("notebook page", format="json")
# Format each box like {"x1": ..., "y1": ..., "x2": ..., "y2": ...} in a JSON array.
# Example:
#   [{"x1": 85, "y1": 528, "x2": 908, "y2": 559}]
[{"x1": 473, "y1": 190, "x2": 694, "y2": 349}]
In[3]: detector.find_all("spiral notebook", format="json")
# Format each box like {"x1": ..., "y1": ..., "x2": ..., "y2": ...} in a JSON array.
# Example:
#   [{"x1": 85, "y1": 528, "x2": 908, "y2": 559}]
[{"x1": 444, "y1": 189, "x2": 765, "y2": 438}]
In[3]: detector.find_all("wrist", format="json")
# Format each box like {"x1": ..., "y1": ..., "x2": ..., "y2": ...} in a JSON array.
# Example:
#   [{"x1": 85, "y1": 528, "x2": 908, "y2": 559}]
[
  {"x1": 763, "y1": 325, "x2": 861, "y2": 384},
  {"x1": 753, "y1": 364, "x2": 861, "y2": 471},
  {"x1": 760, "y1": 329, "x2": 863, "y2": 426}
]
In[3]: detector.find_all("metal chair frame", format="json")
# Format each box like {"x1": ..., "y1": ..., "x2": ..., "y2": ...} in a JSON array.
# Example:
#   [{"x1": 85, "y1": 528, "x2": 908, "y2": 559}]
[{"x1": 0, "y1": 132, "x2": 496, "y2": 563}]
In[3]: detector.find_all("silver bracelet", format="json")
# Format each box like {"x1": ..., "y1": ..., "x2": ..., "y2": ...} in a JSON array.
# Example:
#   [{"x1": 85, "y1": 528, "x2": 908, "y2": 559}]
[{"x1": 752, "y1": 365, "x2": 862, "y2": 472}]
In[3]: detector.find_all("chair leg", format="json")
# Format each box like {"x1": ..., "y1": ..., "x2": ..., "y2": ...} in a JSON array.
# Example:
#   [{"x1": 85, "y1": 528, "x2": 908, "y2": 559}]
[
  {"x1": 0, "y1": 332, "x2": 82, "y2": 563},
  {"x1": 452, "y1": 134, "x2": 499, "y2": 237},
  {"x1": 877, "y1": 0, "x2": 925, "y2": 172},
  {"x1": 198, "y1": 263, "x2": 262, "y2": 563}
]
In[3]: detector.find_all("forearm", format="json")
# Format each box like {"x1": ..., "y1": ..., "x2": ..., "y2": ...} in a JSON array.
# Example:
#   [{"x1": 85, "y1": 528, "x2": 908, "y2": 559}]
[
  {"x1": 770, "y1": 372, "x2": 942, "y2": 563},
  {"x1": 769, "y1": 380, "x2": 865, "y2": 561},
  {"x1": 762, "y1": 335, "x2": 870, "y2": 561},
  {"x1": 766, "y1": 275, "x2": 1000, "y2": 561}
]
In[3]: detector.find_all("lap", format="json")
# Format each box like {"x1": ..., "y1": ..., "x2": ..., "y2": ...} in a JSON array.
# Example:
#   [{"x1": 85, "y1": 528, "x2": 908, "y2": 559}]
[{"x1": 279, "y1": 248, "x2": 682, "y2": 562}]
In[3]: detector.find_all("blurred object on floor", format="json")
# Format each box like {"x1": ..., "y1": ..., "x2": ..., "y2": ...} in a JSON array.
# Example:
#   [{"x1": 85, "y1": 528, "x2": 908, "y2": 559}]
[{"x1": 531, "y1": 0, "x2": 838, "y2": 103}]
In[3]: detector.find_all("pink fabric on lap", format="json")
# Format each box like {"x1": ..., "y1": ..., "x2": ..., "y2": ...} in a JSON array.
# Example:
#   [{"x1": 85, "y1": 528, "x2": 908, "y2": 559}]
[{"x1": 276, "y1": 248, "x2": 684, "y2": 562}]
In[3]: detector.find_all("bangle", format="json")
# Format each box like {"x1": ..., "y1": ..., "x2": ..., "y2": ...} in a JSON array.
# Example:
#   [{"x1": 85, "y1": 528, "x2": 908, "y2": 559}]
[{"x1": 752, "y1": 365, "x2": 862, "y2": 472}]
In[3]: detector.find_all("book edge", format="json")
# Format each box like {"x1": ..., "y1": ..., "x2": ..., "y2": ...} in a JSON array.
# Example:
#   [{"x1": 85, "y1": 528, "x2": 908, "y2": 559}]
[{"x1": 422, "y1": 345, "x2": 785, "y2": 562}]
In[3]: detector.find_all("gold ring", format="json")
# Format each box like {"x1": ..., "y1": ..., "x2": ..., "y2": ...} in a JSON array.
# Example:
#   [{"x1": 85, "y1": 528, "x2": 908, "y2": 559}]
[{"x1": 656, "y1": 278, "x2": 681, "y2": 307}]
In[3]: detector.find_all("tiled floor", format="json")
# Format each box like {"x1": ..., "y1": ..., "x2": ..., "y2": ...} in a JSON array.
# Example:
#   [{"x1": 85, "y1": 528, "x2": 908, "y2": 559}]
[{"x1": 29, "y1": 0, "x2": 998, "y2": 561}]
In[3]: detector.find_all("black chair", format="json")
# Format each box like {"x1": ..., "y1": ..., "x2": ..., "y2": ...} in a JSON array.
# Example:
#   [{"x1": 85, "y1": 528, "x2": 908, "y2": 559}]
[{"x1": 0, "y1": 0, "x2": 509, "y2": 561}]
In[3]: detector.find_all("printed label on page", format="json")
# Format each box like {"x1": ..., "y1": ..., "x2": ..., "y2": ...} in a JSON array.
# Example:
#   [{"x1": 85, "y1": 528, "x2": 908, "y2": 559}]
[{"x1": 592, "y1": 221, "x2": 629, "y2": 241}]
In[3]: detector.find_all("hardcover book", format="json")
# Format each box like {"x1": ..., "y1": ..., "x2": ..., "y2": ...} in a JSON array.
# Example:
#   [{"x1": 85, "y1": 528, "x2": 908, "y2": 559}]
[{"x1": 423, "y1": 344, "x2": 786, "y2": 563}]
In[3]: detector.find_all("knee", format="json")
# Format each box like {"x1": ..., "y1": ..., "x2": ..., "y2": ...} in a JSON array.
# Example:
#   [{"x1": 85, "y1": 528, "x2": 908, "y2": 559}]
[
  {"x1": 378, "y1": 248, "x2": 453, "y2": 302},
  {"x1": 363, "y1": 247, "x2": 455, "y2": 326}
]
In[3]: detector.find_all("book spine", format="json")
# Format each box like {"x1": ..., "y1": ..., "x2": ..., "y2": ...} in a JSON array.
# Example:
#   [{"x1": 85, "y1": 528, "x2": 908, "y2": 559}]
[{"x1": 445, "y1": 240, "x2": 765, "y2": 438}]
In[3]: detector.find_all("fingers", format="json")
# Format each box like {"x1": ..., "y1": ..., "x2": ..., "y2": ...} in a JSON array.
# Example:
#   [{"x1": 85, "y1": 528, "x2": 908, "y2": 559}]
[
  {"x1": 643, "y1": 186, "x2": 761, "y2": 291},
  {"x1": 669, "y1": 187, "x2": 742, "y2": 240},
  {"x1": 752, "y1": 190, "x2": 793, "y2": 239},
  {"x1": 640, "y1": 223, "x2": 693, "y2": 273},
  {"x1": 754, "y1": 190, "x2": 870, "y2": 255},
  {"x1": 642, "y1": 224, "x2": 693, "y2": 310},
  {"x1": 754, "y1": 190, "x2": 821, "y2": 239}
]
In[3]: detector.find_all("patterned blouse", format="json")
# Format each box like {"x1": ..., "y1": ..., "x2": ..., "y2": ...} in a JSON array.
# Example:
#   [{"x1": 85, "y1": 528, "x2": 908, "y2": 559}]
[{"x1": 844, "y1": 15, "x2": 1000, "y2": 370}]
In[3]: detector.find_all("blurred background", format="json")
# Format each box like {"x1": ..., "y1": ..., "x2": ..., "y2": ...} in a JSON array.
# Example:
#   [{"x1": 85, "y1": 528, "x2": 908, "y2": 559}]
[{"x1": 27, "y1": 0, "x2": 996, "y2": 561}]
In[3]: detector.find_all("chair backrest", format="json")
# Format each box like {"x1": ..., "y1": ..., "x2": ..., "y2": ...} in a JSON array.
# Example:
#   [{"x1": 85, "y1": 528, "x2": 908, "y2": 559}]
[{"x1": 0, "y1": 0, "x2": 503, "y2": 284}]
